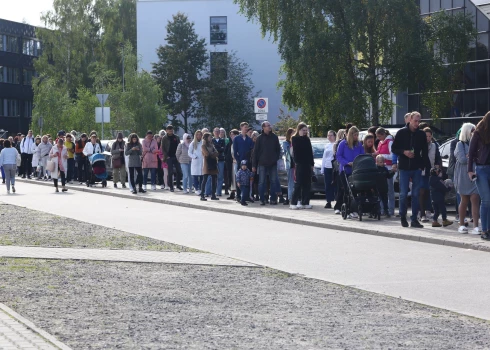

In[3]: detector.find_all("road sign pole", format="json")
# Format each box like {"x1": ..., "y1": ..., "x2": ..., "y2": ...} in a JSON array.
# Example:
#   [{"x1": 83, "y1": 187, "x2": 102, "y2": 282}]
[{"x1": 101, "y1": 101, "x2": 104, "y2": 139}]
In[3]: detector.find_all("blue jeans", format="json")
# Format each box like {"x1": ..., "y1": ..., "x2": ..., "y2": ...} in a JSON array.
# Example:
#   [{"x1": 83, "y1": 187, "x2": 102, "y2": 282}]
[
  {"x1": 216, "y1": 161, "x2": 225, "y2": 195},
  {"x1": 205, "y1": 175, "x2": 212, "y2": 195},
  {"x1": 476, "y1": 165, "x2": 490, "y2": 232},
  {"x1": 380, "y1": 176, "x2": 395, "y2": 215},
  {"x1": 323, "y1": 168, "x2": 335, "y2": 203},
  {"x1": 181, "y1": 163, "x2": 192, "y2": 191},
  {"x1": 143, "y1": 168, "x2": 156, "y2": 186},
  {"x1": 287, "y1": 168, "x2": 294, "y2": 200},
  {"x1": 193, "y1": 175, "x2": 202, "y2": 191},
  {"x1": 258, "y1": 164, "x2": 278, "y2": 202},
  {"x1": 399, "y1": 169, "x2": 422, "y2": 222}
]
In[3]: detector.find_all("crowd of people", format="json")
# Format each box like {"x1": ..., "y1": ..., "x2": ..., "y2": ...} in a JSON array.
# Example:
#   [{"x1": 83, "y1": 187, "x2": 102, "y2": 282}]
[{"x1": 1, "y1": 111, "x2": 490, "y2": 240}]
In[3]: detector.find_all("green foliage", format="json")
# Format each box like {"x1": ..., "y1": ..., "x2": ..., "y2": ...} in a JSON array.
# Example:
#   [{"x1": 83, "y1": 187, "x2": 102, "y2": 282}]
[
  {"x1": 152, "y1": 13, "x2": 208, "y2": 132},
  {"x1": 236, "y1": 0, "x2": 474, "y2": 127},
  {"x1": 195, "y1": 51, "x2": 259, "y2": 132},
  {"x1": 273, "y1": 109, "x2": 299, "y2": 136}
]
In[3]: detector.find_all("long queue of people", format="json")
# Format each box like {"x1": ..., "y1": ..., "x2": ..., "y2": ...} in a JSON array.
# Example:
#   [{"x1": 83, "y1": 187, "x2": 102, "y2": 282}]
[{"x1": 1, "y1": 112, "x2": 490, "y2": 241}]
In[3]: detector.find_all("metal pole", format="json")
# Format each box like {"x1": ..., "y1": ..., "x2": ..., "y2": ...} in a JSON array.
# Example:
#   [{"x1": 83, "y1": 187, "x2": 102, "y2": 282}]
[
  {"x1": 101, "y1": 102, "x2": 104, "y2": 139},
  {"x1": 122, "y1": 49, "x2": 125, "y2": 93}
]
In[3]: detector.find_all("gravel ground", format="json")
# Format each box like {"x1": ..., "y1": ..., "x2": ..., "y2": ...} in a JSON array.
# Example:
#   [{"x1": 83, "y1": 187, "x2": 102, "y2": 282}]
[
  {"x1": 1, "y1": 258, "x2": 489, "y2": 349},
  {"x1": 0, "y1": 203, "x2": 197, "y2": 252}
]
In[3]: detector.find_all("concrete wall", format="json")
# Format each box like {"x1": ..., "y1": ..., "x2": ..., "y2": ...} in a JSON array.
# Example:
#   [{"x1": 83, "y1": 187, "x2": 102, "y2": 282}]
[{"x1": 137, "y1": 0, "x2": 296, "y2": 125}]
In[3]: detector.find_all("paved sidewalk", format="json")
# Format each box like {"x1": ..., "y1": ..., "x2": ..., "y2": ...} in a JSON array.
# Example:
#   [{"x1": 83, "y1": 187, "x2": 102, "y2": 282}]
[
  {"x1": 0, "y1": 303, "x2": 71, "y2": 350},
  {"x1": 0, "y1": 246, "x2": 257, "y2": 267},
  {"x1": 16, "y1": 179, "x2": 490, "y2": 253}
]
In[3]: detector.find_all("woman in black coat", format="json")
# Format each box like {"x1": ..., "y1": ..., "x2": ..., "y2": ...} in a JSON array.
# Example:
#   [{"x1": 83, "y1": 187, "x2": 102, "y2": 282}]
[{"x1": 290, "y1": 122, "x2": 314, "y2": 210}]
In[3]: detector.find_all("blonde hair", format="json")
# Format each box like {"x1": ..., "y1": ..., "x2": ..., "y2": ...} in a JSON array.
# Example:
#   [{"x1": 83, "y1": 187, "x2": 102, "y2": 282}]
[
  {"x1": 193, "y1": 130, "x2": 202, "y2": 150},
  {"x1": 346, "y1": 126, "x2": 360, "y2": 149},
  {"x1": 376, "y1": 154, "x2": 385, "y2": 163},
  {"x1": 459, "y1": 123, "x2": 475, "y2": 143},
  {"x1": 336, "y1": 129, "x2": 346, "y2": 142}
]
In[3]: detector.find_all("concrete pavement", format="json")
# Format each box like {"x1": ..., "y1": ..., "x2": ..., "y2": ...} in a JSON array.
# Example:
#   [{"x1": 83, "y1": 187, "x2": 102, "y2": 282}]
[
  {"x1": 3, "y1": 182, "x2": 490, "y2": 320},
  {"x1": 15, "y1": 178, "x2": 490, "y2": 253}
]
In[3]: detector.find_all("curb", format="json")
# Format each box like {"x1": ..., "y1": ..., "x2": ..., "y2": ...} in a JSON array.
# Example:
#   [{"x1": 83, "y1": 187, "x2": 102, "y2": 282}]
[
  {"x1": 0, "y1": 303, "x2": 73, "y2": 350},
  {"x1": 15, "y1": 179, "x2": 490, "y2": 254}
]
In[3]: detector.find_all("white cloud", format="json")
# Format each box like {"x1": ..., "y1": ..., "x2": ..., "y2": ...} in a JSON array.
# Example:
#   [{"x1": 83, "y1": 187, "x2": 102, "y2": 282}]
[{"x1": 1, "y1": 0, "x2": 53, "y2": 27}]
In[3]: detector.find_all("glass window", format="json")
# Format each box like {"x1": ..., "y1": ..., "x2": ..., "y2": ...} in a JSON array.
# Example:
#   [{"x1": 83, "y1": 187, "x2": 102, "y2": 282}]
[
  {"x1": 6, "y1": 36, "x2": 18, "y2": 53},
  {"x1": 477, "y1": 33, "x2": 489, "y2": 60},
  {"x1": 36, "y1": 41, "x2": 42, "y2": 56},
  {"x1": 462, "y1": 91, "x2": 476, "y2": 117},
  {"x1": 430, "y1": 0, "x2": 440, "y2": 12},
  {"x1": 475, "y1": 90, "x2": 489, "y2": 116},
  {"x1": 464, "y1": 62, "x2": 476, "y2": 89},
  {"x1": 6, "y1": 68, "x2": 19, "y2": 84},
  {"x1": 24, "y1": 100, "x2": 32, "y2": 118},
  {"x1": 0, "y1": 66, "x2": 3, "y2": 83},
  {"x1": 210, "y1": 17, "x2": 227, "y2": 45},
  {"x1": 408, "y1": 94, "x2": 419, "y2": 112},
  {"x1": 475, "y1": 62, "x2": 489, "y2": 88},
  {"x1": 477, "y1": 10, "x2": 490, "y2": 32},
  {"x1": 22, "y1": 39, "x2": 35, "y2": 56},
  {"x1": 421, "y1": 0, "x2": 430, "y2": 13},
  {"x1": 23, "y1": 70, "x2": 35, "y2": 85},
  {"x1": 0, "y1": 99, "x2": 3, "y2": 116},
  {"x1": 465, "y1": 0, "x2": 477, "y2": 29},
  {"x1": 454, "y1": 0, "x2": 464, "y2": 7},
  {"x1": 441, "y1": 0, "x2": 452, "y2": 9},
  {"x1": 6, "y1": 99, "x2": 19, "y2": 117},
  {"x1": 0, "y1": 35, "x2": 3, "y2": 51}
]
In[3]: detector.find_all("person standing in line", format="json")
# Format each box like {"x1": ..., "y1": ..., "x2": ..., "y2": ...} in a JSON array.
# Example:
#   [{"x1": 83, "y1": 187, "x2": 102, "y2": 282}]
[
  {"x1": 321, "y1": 130, "x2": 336, "y2": 209},
  {"x1": 290, "y1": 122, "x2": 315, "y2": 210},
  {"x1": 0, "y1": 139, "x2": 5, "y2": 183},
  {"x1": 236, "y1": 160, "x2": 254, "y2": 206},
  {"x1": 252, "y1": 121, "x2": 281, "y2": 206},
  {"x1": 448, "y1": 128, "x2": 463, "y2": 220},
  {"x1": 161, "y1": 125, "x2": 182, "y2": 192},
  {"x1": 20, "y1": 130, "x2": 34, "y2": 178},
  {"x1": 176, "y1": 133, "x2": 193, "y2": 193},
  {"x1": 392, "y1": 111, "x2": 430, "y2": 228},
  {"x1": 31, "y1": 136, "x2": 41, "y2": 178},
  {"x1": 333, "y1": 129, "x2": 346, "y2": 214},
  {"x1": 189, "y1": 130, "x2": 203, "y2": 195},
  {"x1": 111, "y1": 132, "x2": 127, "y2": 189},
  {"x1": 282, "y1": 128, "x2": 295, "y2": 206},
  {"x1": 220, "y1": 128, "x2": 230, "y2": 195},
  {"x1": 336, "y1": 126, "x2": 364, "y2": 218},
  {"x1": 213, "y1": 127, "x2": 226, "y2": 197},
  {"x1": 419, "y1": 127, "x2": 442, "y2": 223},
  {"x1": 37, "y1": 135, "x2": 52, "y2": 181},
  {"x1": 233, "y1": 122, "x2": 254, "y2": 202},
  {"x1": 49, "y1": 138, "x2": 69, "y2": 193},
  {"x1": 64, "y1": 133, "x2": 76, "y2": 184},
  {"x1": 0, "y1": 140, "x2": 20, "y2": 194},
  {"x1": 142, "y1": 131, "x2": 159, "y2": 191},
  {"x1": 225, "y1": 129, "x2": 239, "y2": 200},
  {"x1": 75, "y1": 133, "x2": 88, "y2": 184},
  {"x1": 429, "y1": 167, "x2": 453, "y2": 228},
  {"x1": 125, "y1": 133, "x2": 145, "y2": 194},
  {"x1": 200, "y1": 132, "x2": 219, "y2": 201},
  {"x1": 363, "y1": 134, "x2": 377, "y2": 156},
  {"x1": 454, "y1": 123, "x2": 480, "y2": 234},
  {"x1": 376, "y1": 128, "x2": 396, "y2": 216},
  {"x1": 468, "y1": 112, "x2": 490, "y2": 240},
  {"x1": 154, "y1": 135, "x2": 165, "y2": 189}
]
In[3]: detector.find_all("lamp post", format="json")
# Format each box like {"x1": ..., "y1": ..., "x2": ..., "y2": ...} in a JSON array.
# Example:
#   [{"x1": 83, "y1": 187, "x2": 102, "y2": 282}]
[{"x1": 120, "y1": 43, "x2": 125, "y2": 93}]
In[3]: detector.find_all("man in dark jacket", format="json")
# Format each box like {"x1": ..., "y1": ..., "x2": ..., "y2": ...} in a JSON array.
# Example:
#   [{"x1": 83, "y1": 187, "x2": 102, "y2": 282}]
[
  {"x1": 213, "y1": 127, "x2": 226, "y2": 196},
  {"x1": 252, "y1": 121, "x2": 281, "y2": 205},
  {"x1": 392, "y1": 111, "x2": 431, "y2": 228},
  {"x1": 161, "y1": 125, "x2": 182, "y2": 192},
  {"x1": 233, "y1": 122, "x2": 254, "y2": 201}
]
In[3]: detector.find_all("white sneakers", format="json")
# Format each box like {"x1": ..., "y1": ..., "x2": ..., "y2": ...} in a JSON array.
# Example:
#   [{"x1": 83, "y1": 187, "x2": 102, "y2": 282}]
[
  {"x1": 183, "y1": 189, "x2": 189, "y2": 194},
  {"x1": 151, "y1": 185, "x2": 156, "y2": 191},
  {"x1": 334, "y1": 210, "x2": 340, "y2": 215},
  {"x1": 289, "y1": 205, "x2": 299, "y2": 210},
  {"x1": 195, "y1": 190, "x2": 201, "y2": 196},
  {"x1": 458, "y1": 226, "x2": 468, "y2": 233},
  {"x1": 470, "y1": 227, "x2": 482, "y2": 235},
  {"x1": 143, "y1": 185, "x2": 147, "y2": 191},
  {"x1": 303, "y1": 205, "x2": 313, "y2": 209},
  {"x1": 160, "y1": 185, "x2": 165, "y2": 190}
]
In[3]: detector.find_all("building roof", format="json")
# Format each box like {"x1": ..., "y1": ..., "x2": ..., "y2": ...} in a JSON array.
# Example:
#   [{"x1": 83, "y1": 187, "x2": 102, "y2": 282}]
[{"x1": 472, "y1": 0, "x2": 490, "y2": 20}]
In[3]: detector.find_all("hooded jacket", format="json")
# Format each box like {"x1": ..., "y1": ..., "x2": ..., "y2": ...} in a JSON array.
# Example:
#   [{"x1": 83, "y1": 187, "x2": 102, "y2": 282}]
[{"x1": 176, "y1": 133, "x2": 192, "y2": 164}]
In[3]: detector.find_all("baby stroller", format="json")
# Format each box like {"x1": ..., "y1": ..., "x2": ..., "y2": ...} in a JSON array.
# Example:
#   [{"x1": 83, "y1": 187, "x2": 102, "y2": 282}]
[
  {"x1": 341, "y1": 154, "x2": 381, "y2": 221},
  {"x1": 87, "y1": 153, "x2": 108, "y2": 187}
]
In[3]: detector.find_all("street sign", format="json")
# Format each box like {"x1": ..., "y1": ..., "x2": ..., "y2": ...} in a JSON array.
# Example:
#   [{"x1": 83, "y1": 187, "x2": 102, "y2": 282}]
[
  {"x1": 256, "y1": 114, "x2": 268, "y2": 121},
  {"x1": 95, "y1": 107, "x2": 111, "y2": 123},
  {"x1": 96, "y1": 94, "x2": 109, "y2": 106},
  {"x1": 254, "y1": 98, "x2": 269, "y2": 114}
]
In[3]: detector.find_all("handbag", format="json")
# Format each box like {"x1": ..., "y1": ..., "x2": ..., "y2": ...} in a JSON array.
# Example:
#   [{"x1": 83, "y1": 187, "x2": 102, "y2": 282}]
[
  {"x1": 16, "y1": 153, "x2": 21, "y2": 166},
  {"x1": 46, "y1": 160, "x2": 56, "y2": 172},
  {"x1": 112, "y1": 157, "x2": 122, "y2": 169},
  {"x1": 207, "y1": 156, "x2": 218, "y2": 171}
]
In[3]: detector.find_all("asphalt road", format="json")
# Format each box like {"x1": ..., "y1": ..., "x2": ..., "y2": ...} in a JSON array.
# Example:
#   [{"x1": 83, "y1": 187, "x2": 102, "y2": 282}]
[{"x1": 2, "y1": 182, "x2": 490, "y2": 320}]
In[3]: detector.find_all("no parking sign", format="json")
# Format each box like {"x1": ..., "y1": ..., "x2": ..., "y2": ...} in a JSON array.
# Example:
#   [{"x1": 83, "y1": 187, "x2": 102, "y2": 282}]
[{"x1": 254, "y1": 98, "x2": 269, "y2": 114}]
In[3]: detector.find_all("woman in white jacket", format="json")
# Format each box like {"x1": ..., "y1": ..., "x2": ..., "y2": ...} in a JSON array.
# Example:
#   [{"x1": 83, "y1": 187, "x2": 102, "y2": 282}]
[
  {"x1": 188, "y1": 130, "x2": 203, "y2": 195},
  {"x1": 31, "y1": 136, "x2": 41, "y2": 177},
  {"x1": 49, "y1": 138, "x2": 69, "y2": 193}
]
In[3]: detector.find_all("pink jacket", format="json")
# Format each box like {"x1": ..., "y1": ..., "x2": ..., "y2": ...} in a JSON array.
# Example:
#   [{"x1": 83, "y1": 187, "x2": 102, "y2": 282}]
[{"x1": 142, "y1": 138, "x2": 159, "y2": 169}]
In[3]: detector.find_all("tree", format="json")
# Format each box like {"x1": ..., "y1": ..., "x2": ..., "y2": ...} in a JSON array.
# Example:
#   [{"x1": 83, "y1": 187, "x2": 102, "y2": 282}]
[
  {"x1": 195, "y1": 51, "x2": 259, "y2": 131},
  {"x1": 236, "y1": 0, "x2": 475, "y2": 126},
  {"x1": 273, "y1": 109, "x2": 300, "y2": 136},
  {"x1": 152, "y1": 13, "x2": 208, "y2": 132}
]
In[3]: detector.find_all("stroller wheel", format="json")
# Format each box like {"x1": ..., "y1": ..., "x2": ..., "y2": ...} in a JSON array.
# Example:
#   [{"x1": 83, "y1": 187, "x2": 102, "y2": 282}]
[
  {"x1": 341, "y1": 203, "x2": 348, "y2": 220},
  {"x1": 358, "y1": 205, "x2": 363, "y2": 222}
]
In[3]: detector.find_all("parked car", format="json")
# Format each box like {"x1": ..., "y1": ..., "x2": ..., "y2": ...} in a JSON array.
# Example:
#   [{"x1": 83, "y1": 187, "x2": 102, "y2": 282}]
[{"x1": 278, "y1": 138, "x2": 328, "y2": 195}]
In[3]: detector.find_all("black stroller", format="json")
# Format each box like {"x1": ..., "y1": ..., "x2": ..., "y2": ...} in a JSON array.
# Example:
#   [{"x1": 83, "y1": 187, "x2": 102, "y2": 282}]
[{"x1": 341, "y1": 154, "x2": 381, "y2": 221}]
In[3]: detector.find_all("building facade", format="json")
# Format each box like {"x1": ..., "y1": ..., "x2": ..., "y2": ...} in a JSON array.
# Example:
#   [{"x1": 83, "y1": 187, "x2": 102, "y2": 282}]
[
  {"x1": 396, "y1": 0, "x2": 490, "y2": 132},
  {"x1": 137, "y1": 0, "x2": 294, "y2": 126},
  {"x1": 0, "y1": 19, "x2": 40, "y2": 136}
]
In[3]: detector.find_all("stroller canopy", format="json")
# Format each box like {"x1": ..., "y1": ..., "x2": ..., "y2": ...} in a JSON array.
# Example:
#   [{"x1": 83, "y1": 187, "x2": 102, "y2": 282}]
[{"x1": 352, "y1": 154, "x2": 377, "y2": 175}]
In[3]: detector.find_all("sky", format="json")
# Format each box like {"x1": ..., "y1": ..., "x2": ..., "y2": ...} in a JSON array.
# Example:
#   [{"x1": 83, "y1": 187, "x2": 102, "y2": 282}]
[{"x1": 1, "y1": 0, "x2": 54, "y2": 27}]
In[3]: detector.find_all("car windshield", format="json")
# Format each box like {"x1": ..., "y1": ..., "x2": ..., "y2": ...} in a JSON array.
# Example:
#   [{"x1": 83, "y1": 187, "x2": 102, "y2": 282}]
[{"x1": 312, "y1": 143, "x2": 327, "y2": 158}]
